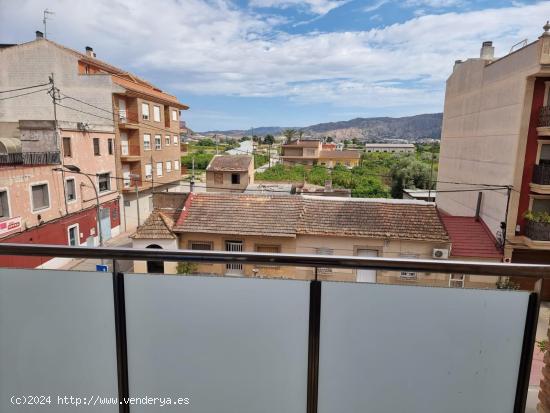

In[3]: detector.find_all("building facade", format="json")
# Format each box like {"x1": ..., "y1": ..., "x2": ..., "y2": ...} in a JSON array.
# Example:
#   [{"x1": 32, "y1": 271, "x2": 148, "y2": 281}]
[
  {"x1": 281, "y1": 140, "x2": 360, "y2": 168},
  {"x1": 205, "y1": 155, "x2": 254, "y2": 192},
  {"x1": 364, "y1": 143, "x2": 415, "y2": 153}
]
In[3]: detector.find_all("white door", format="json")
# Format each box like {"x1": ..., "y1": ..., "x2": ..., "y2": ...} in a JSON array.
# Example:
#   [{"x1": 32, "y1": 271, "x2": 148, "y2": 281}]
[
  {"x1": 225, "y1": 241, "x2": 243, "y2": 275},
  {"x1": 122, "y1": 164, "x2": 131, "y2": 189},
  {"x1": 118, "y1": 98, "x2": 127, "y2": 121},
  {"x1": 356, "y1": 249, "x2": 378, "y2": 283},
  {"x1": 120, "y1": 131, "x2": 129, "y2": 155}
]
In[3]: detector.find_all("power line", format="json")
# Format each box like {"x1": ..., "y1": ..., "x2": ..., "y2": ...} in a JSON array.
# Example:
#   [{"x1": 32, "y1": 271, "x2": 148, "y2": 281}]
[
  {"x1": 0, "y1": 82, "x2": 51, "y2": 94},
  {"x1": 60, "y1": 94, "x2": 115, "y2": 116},
  {"x1": 0, "y1": 87, "x2": 51, "y2": 101}
]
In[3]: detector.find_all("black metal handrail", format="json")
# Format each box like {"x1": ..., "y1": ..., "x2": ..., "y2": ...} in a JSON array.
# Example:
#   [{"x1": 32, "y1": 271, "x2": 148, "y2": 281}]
[
  {"x1": 540, "y1": 106, "x2": 550, "y2": 127},
  {"x1": 0, "y1": 243, "x2": 549, "y2": 278},
  {"x1": 0, "y1": 151, "x2": 61, "y2": 165},
  {"x1": 533, "y1": 164, "x2": 550, "y2": 185}
]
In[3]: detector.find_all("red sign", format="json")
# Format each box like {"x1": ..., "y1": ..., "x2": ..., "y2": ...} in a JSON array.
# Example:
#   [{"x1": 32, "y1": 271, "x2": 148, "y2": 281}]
[{"x1": 0, "y1": 217, "x2": 21, "y2": 236}]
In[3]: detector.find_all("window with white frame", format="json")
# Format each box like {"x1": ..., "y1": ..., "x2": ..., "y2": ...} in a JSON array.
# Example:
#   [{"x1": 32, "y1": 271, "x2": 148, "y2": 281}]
[
  {"x1": 173, "y1": 135, "x2": 178, "y2": 145},
  {"x1": 449, "y1": 274, "x2": 465, "y2": 288},
  {"x1": 141, "y1": 102, "x2": 150, "y2": 120},
  {"x1": 0, "y1": 190, "x2": 9, "y2": 218},
  {"x1": 166, "y1": 161, "x2": 172, "y2": 173},
  {"x1": 143, "y1": 134, "x2": 151, "y2": 150},
  {"x1": 172, "y1": 109, "x2": 178, "y2": 121},
  {"x1": 174, "y1": 160, "x2": 180, "y2": 170},
  {"x1": 31, "y1": 183, "x2": 50, "y2": 212},
  {"x1": 145, "y1": 163, "x2": 152, "y2": 179},
  {"x1": 98, "y1": 173, "x2": 111, "y2": 193},
  {"x1": 155, "y1": 135, "x2": 162, "y2": 150},
  {"x1": 153, "y1": 105, "x2": 161, "y2": 122},
  {"x1": 65, "y1": 178, "x2": 76, "y2": 202},
  {"x1": 68, "y1": 224, "x2": 79, "y2": 246},
  {"x1": 165, "y1": 135, "x2": 170, "y2": 146},
  {"x1": 156, "y1": 162, "x2": 163, "y2": 177}
]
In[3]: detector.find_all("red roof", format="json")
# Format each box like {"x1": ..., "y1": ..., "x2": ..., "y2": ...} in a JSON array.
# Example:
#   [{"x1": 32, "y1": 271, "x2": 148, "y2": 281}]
[{"x1": 440, "y1": 216, "x2": 502, "y2": 259}]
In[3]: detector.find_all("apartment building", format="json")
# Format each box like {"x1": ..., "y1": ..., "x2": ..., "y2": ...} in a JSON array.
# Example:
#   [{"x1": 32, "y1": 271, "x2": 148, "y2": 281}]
[
  {"x1": 281, "y1": 140, "x2": 360, "y2": 168},
  {"x1": 436, "y1": 24, "x2": 550, "y2": 294},
  {"x1": 205, "y1": 155, "x2": 254, "y2": 192},
  {"x1": 0, "y1": 34, "x2": 125, "y2": 268},
  {"x1": 129, "y1": 192, "x2": 499, "y2": 289}
]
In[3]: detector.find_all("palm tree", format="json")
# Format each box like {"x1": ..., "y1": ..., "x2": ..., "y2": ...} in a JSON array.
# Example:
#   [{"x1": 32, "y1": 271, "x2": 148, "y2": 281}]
[{"x1": 283, "y1": 129, "x2": 297, "y2": 144}]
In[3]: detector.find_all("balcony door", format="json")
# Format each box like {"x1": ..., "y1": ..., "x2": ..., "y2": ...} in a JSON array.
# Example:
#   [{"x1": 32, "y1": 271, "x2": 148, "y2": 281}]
[
  {"x1": 120, "y1": 132, "x2": 129, "y2": 156},
  {"x1": 356, "y1": 249, "x2": 378, "y2": 283},
  {"x1": 118, "y1": 98, "x2": 127, "y2": 122},
  {"x1": 225, "y1": 241, "x2": 243, "y2": 275},
  {"x1": 122, "y1": 164, "x2": 131, "y2": 189}
]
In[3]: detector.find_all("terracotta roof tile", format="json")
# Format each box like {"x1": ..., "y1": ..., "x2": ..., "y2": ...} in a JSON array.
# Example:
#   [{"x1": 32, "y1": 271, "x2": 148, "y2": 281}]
[
  {"x1": 206, "y1": 155, "x2": 253, "y2": 172},
  {"x1": 131, "y1": 210, "x2": 177, "y2": 239},
  {"x1": 441, "y1": 216, "x2": 502, "y2": 259}
]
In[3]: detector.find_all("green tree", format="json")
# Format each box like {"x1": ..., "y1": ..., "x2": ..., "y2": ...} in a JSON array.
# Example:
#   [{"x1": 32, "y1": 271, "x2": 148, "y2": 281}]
[
  {"x1": 389, "y1": 156, "x2": 433, "y2": 198},
  {"x1": 263, "y1": 134, "x2": 275, "y2": 145},
  {"x1": 282, "y1": 129, "x2": 297, "y2": 144},
  {"x1": 325, "y1": 136, "x2": 333, "y2": 143}
]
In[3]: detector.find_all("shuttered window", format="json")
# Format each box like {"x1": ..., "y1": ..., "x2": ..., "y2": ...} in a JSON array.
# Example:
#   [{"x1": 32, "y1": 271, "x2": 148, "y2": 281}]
[
  {"x1": 31, "y1": 183, "x2": 49, "y2": 211},
  {"x1": 0, "y1": 191, "x2": 9, "y2": 218}
]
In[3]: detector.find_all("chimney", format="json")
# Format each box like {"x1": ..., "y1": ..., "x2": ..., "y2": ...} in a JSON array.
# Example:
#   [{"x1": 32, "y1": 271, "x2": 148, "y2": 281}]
[
  {"x1": 35, "y1": 31, "x2": 44, "y2": 39},
  {"x1": 85, "y1": 46, "x2": 96, "y2": 58},
  {"x1": 324, "y1": 180, "x2": 333, "y2": 192},
  {"x1": 480, "y1": 41, "x2": 494, "y2": 60},
  {"x1": 542, "y1": 21, "x2": 550, "y2": 38}
]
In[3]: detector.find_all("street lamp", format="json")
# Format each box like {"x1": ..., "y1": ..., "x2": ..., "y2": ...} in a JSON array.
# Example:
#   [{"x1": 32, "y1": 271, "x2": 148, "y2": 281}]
[{"x1": 54, "y1": 165, "x2": 103, "y2": 247}]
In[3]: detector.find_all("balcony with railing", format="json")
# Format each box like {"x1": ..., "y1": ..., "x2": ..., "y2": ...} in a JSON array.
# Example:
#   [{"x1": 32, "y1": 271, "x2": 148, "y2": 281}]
[
  {"x1": 525, "y1": 218, "x2": 550, "y2": 241},
  {"x1": 0, "y1": 151, "x2": 61, "y2": 166},
  {"x1": 0, "y1": 243, "x2": 549, "y2": 413}
]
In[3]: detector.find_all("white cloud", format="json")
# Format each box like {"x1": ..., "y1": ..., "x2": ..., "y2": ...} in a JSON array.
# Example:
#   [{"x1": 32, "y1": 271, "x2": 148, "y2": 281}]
[
  {"x1": 1, "y1": 0, "x2": 549, "y2": 118},
  {"x1": 403, "y1": 0, "x2": 464, "y2": 7},
  {"x1": 249, "y1": 0, "x2": 349, "y2": 14},
  {"x1": 363, "y1": 0, "x2": 389, "y2": 13}
]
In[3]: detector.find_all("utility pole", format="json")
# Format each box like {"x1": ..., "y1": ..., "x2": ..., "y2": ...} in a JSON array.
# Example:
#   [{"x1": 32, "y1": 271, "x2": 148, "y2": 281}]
[
  {"x1": 130, "y1": 174, "x2": 141, "y2": 226},
  {"x1": 43, "y1": 9, "x2": 54, "y2": 38},
  {"x1": 215, "y1": 134, "x2": 219, "y2": 155}
]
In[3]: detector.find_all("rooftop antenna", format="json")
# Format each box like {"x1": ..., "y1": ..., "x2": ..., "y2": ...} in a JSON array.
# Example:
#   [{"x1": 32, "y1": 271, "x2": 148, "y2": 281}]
[{"x1": 43, "y1": 9, "x2": 54, "y2": 38}]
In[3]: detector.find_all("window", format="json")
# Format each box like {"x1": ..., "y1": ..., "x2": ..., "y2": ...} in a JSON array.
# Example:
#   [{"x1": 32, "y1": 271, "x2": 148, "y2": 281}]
[
  {"x1": 141, "y1": 102, "x2": 150, "y2": 120},
  {"x1": 108, "y1": 138, "x2": 113, "y2": 155},
  {"x1": 172, "y1": 109, "x2": 178, "y2": 121},
  {"x1": 0, "y1": 190, "x2": 9, "y2": 218},
  {"x1": 166, "y1": 161, "x2": 172, "y2": 173},
  {"x1": 143, "y1": 134, "x2": 151, "y2": 151},
  {"x1": 174, "y1": 160, "x2": 180, "y2": 171},
  {"x1": 214, "y1": 172, "x2": 223, "y2": 185},
  {"x1": 189, "y1": 241, "x2": 212, "y2": 250},
  {"x1": 449, "y1": 274, "x2": 465, "y2": 288},
  {"x1": 93, "y1": 138, "x2": 100, "y2": 156},
  {"x1": 98, "y1": 173, "x2": 111, "y2": 193},
  {"x1": 399, "y1": 253, "x2": 419, "y2": 280},
  {"x1": 231, "y1": 173, "x2": 240, "y2": 185},
  {"x1": 68, "y1": 225, "x2": 79, "y2": 246},
  {"x1": 255, "y1": 245, "x2": 281, "y2": 268},
  {"x1": 156, "y1": 162, "x2": 163, "y2": 177},
  {"x1": 315, "y1": 247, "x2": 334, "y2": 275},
  {"x1": 541, "y1": 144, "x2": 550, "y2": 165},
  {"x1": 173, "y1": 135, "x2": 178, "y2": 145},
  {"x1": 145, "y1": 163, "x2": 152, "y2": 179},
  {"x1": 532, "y1": 198, "x2": 550, "y2": 213},
  {"x1": 31, "y1": 183, "x2": 49, "y2": 211},
  {"x1": 62, "y1": 137, "x2": 72, "y2": 157},
  {"x1": 155, "y1": 135, "x2": 162, "y2": 150},
  {"x1": 65, "y1": 178, "x2": 76, "y2": 202},
  {"x1": 165, "y1": 135, "x2": 171, "y2": 146},
  {"x1": 153, "y1": 105, "x2": 161, "y2": 122}
]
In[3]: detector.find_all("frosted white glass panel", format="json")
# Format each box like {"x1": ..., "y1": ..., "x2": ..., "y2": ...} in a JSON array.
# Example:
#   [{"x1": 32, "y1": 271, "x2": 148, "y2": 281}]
[
  {"x1": 0, "y1": 269, "x2": 118, "y2": 412},
  {"x1": 125, "y1": 275, "x2": 309, "y2": 413},
  {"x1": 318, "y1": 282, "x2": 529, "y2": 413}
]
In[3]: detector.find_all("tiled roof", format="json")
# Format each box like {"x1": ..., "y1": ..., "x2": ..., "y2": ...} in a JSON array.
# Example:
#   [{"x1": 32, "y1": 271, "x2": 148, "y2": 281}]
[
  {"x1": 174, "y1": 193, "x2": 301, "y2": 237},
  {"x1": 173, "y1": 193, "x2": 449, "y2": 242},
  {"x1": 441, "y1": 216, "x2": 502, "y2": 259},
  {"x1": 206, "y1": 155, "x2": 253, "y2": 172},
  {"x1": 131, "y1": 210, "x2": 176, "y2": 239},
  {"x1": 319, "y1": 150, "x2": 361, "y2": 159},
  {"x1": 298, "y1": 197, "x2": 449, "y2": 241},
  {"x1": 112, "y1": 76, "x2": 188, "y2": 109}
]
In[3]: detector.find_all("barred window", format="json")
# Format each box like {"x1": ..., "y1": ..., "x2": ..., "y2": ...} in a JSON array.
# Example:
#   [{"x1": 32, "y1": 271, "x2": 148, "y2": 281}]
[{"x1": 189, "y1": 241, "x2": 213, "y2": 251}]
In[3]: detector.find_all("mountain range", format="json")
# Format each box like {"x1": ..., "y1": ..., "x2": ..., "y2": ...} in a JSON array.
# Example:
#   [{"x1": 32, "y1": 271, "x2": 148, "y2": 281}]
[{"x1": 201, "y1": 113, "x2": 442, "y2": 141}]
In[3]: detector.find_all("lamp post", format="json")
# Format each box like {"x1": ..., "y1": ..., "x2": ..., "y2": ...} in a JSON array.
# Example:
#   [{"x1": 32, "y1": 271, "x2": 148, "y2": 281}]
[{"x1": 54, "y1": 165, "x2": 103, "y2": 247}]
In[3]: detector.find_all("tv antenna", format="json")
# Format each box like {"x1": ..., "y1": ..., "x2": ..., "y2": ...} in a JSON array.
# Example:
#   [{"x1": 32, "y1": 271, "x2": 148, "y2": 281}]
[{"x1": 43, "y1": 9, "x2": 55, "y2": 38}]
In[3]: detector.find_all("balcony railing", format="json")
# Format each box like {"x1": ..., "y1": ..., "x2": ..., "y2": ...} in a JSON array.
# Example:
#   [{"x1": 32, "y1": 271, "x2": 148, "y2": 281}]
[
  {"x1": 525, "y1": 219, "x2": 550, "y2": 241},
  {"x1": 539, "y1": 106, "x2": 550, "y2": 127},
  {"x1": 0, "y1": 151, "x2": 61, "y2": 165},
  {"x1": 533, "y1": 163, "x2": 550, "y2": 185},
  {"x1": 0, "y1": 243, "x2": 548, "y2": 413}
]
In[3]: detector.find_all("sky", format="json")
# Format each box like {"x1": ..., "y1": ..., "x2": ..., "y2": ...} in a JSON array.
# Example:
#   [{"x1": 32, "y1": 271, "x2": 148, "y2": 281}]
[{"x1": 1, "y1": 0, "x2": 550, "y2": 131}]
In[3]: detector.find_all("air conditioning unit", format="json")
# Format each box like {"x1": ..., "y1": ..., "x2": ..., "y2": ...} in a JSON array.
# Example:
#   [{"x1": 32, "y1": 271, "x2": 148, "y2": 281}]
[{"x1": 432, "y1": 248, "x2": 449, "y2": 259}]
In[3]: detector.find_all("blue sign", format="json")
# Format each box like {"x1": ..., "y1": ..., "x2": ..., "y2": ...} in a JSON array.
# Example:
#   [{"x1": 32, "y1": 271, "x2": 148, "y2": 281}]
[{"x1": 96, "y1": 264, "x2": 109, "y2": 272}]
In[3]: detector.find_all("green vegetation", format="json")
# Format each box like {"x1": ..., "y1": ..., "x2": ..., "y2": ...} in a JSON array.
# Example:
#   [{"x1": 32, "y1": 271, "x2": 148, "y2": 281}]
[
  {"x1": 181, "y1": 150, "x2": 214, "y2": 170},
  {"x1": 524, "y1": 210, "x2": 550, "y2": 224},
  {"x1": 254, "y1": 153, "x2": 270, "y2": 168},
  {"x1": 256, "y1": 145, "x2": 439, "y2": 199}
]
